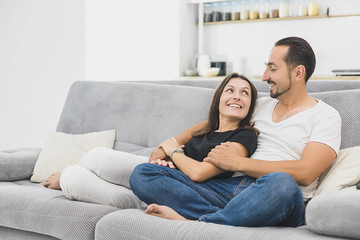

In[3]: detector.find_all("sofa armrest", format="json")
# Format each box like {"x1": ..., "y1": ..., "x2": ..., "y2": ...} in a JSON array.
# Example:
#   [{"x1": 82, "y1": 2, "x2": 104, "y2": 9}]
[
  {"x1": 306, "y1": 186, "x2": 360, "y2": 239},
  {"x1": 0, "y1": 148, "x2": 41, "y2": 181}
]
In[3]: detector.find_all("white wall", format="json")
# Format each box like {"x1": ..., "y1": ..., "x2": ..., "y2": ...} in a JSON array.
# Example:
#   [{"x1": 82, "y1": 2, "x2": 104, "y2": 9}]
[
  {"x1": 0, "y1": 0, "x2": 196, "y2": 150},
  {"x1": 0, "y1": 0, "x2": 85, "y2": 150},
  {"x1": 202, "y1": 1, "x2": 360, "y2": 77},
  {"x1": 85, "y1": 0, "x2": 188, "y2": 81},
  {"x1": 1, "y1": 0, "x2": 358, "y2": 150}
]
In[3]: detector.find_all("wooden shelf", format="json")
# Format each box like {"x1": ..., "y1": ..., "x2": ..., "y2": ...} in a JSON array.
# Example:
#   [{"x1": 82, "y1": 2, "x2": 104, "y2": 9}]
[
  {"x1": 188, "y1": 0, "x2": 226, "y2": 3},
  {"x1": 203, "y1": 14, "x2": 360, "y2": 25},
  {"x1": 177, "y1": 76, "x2": 360, "y2": 81}
]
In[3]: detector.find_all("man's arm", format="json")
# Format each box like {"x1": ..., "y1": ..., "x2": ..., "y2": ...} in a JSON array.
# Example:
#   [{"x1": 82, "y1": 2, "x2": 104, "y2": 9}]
[{"x1": 204, "y1": 141, "x2": 337, "y2": 186}]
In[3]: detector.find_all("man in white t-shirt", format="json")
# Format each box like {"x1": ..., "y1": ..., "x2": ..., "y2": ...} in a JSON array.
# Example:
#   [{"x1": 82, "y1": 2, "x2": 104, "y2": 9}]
[{"x1": 141, "y1": 37, "x2": 341, "y2": 227}]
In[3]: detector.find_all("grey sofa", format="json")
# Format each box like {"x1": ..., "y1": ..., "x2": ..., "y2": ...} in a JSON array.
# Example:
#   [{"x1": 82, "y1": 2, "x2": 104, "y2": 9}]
[{"x1": 1, "y1": 79, "x2": 360, "y2": 240}]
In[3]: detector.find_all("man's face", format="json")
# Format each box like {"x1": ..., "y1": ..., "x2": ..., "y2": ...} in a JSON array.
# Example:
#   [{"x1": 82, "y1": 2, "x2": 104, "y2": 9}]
[{"x1": 262, "y1": 46, "x2": 294, "y2": 99}]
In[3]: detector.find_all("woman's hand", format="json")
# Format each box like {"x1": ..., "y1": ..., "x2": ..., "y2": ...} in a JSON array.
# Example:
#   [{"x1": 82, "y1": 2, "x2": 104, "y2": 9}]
[
  {"x1": 159, "y1": 137, "x2": 181, "y2": 156},
  {"x1": 148, "y1": 147, "x2": 167, "y2": 163},
  {"x1": 148, "y1": 141, "x2": 177, "y2": 169},
  {"x1": 150, "y1": 159, "x2": 176, "y2": 169}
]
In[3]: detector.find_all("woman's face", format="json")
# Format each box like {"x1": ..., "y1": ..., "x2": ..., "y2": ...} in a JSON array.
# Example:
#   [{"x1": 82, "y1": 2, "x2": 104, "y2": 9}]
[{"x1": 218, "y1": 78, "x2": 252, "y2": 122}]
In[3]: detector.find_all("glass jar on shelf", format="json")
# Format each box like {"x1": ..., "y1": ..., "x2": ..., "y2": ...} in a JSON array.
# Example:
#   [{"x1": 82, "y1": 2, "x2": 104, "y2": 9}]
[
  {"x1": 269, "y1": 0, "x2": 279, "y2": 18},
  {"x1": 259, "y1": 0, "x2": 269, "y2": 19},
  {"x1": 231, "y1": 1, "x2": 241, "y2": 21},
  {"x1": 297, "y1": 0, "x2": 308, "y2": 16},
  {"x1": 279, "y1": 0, "x2": 289, "y2": 18},
  {"x1": 204, "y1": 3, "x2": 213, "y2": 22},
  {"x1": 308, "y1": 0, "x2": 320, "y2": 16},
  {"x1": 289, "y1": 0, "x2": 298, "y2": 17},
  {"x1": 221, "y1": 1, "x2": 232, "y2": 21},
  {"x1": 212, "y1": 2, "x2": 222, "y2": 22},
  {"x1": 240, "y1": 0, "x2": 250, "y2": 20},
  {"x1": 249, "y1": 0, "x2": 259, "y2": 20}
]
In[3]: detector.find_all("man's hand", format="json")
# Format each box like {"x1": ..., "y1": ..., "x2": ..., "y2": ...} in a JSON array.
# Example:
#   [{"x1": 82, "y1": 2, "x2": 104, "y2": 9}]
[{"x1": 204, "y1": 142, "x2": 248, "y2": 172}]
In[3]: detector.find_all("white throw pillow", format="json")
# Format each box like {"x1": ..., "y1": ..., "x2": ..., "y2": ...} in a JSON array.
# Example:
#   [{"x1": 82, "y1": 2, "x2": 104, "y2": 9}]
[
  {"x1": 314, "y1": 146, "x2": 360, "y2": 196},
  {"x1": 30, "y1": 130, "x2": 116, "y2": 182}
]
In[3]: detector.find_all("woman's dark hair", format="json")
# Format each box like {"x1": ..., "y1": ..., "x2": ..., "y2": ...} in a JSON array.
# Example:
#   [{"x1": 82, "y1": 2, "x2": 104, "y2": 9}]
[
  {"x1": 193, "y1": 73, "x2": 259, "y2": 137},
  {"x1": 275, "y1": 36, "x2": 316, "y2": 83}
]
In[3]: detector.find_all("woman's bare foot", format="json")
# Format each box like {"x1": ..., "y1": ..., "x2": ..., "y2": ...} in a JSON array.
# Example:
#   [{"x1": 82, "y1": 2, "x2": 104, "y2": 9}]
[
  {"x1": 43, "y1": 172, "x2": 62, "y2": 190},
  {"x1": 145, "y1": 204, "x2": 188, "y2": 221}
]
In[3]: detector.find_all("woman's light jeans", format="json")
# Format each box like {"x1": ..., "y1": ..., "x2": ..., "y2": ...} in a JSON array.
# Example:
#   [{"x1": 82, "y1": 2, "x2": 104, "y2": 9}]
[{"x1": 60, "y1": 147, "x2": 147, "y2": 209}]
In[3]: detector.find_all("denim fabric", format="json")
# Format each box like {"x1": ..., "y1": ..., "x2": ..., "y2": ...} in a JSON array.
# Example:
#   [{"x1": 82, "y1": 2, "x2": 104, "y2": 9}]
[{"x1": 130, "y1": 163, "x2": 305, "y2": 227}]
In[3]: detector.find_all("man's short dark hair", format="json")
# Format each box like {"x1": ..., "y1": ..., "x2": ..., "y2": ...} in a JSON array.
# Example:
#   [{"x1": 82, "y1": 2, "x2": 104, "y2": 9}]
[{"x1": 275, "y1": 37, "x2": 316, "y2": 83}]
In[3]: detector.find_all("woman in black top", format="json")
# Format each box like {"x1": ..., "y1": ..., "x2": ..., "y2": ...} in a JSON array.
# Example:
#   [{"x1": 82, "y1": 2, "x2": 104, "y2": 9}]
[
  {"x1": 130, "y1": 73, "x2": 259, "y2": 221},
  {"x1": 148, "y1": 73, "x2": 258, "y2": 181}
]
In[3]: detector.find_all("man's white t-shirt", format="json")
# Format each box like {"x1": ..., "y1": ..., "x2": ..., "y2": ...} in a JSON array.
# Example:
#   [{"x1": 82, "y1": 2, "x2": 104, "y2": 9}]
[{"x1": 234, "y1": 97, "x2": 342, "y2": 201}]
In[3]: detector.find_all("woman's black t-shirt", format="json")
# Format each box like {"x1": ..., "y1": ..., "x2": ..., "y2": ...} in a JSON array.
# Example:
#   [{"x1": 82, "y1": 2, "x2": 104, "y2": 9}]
[{"x1": 183, "y1": 128, "x2": 257, "y2": 179}]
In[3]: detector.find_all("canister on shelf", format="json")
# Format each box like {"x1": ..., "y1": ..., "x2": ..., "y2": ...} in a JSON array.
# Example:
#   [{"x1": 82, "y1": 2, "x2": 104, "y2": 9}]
[
  {"x1": 212, "y1": 2, "x2": 222, "y2": 22},
  {"x1": 250, "y1": 0, "x2": 259, "y2": 20},
  {"x1": 297, "y1": 0, "x2": 308, "y2": 16},
  {"x1": 308, "y1": 1, "x2": 319, "y2": 16},
  {"x1": 221, "y1": 1, "x2": 231, "y2": 21},
  {"x1": 279, "y1": 0, "x2": 289, "y2": 18},
  {"x1": 204, "y1": 3, "x2": 212, "y2": 22},
  {"x1": 240, "y1": 0, "x2": 250, "y2": 20},
  {"x1": 259, "y1": 0, "x2": 269, "y2": 19},
  {"x1": 231, "y1": 1, "x2": 241, "y2": 21},
  {"x1": 269, "y1": 0, "x2": 279, "y2": 18}
]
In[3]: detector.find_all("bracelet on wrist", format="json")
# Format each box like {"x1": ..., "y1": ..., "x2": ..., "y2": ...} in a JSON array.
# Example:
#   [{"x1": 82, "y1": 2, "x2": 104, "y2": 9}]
[{"x1": 169, "y1": 148, "x2": 184, "y2": 160}]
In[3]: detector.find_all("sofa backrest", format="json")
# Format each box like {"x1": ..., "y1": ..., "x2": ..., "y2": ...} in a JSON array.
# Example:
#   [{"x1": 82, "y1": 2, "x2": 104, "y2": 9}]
[
  {"x1": 57, "y1": 81, "x2": 360, "y2": 157},
  {"x1": 142, "y1": 79, "x2": 360, "y2": 93},
  {"x1": 56, "y1": 81, "x2": 214, "y2": 156},
  {"x1": 309, "y1": 89, "x2": 360, "y2": 149}
]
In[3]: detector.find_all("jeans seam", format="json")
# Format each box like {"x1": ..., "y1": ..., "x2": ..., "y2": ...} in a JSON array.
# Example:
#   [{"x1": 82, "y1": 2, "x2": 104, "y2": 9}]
[
  {"x1": 158, "y1": 167, "x2": 233, "y2": 197},
  {"x1": 233, "y1": 177, "x2": 255, "y2": 196}
]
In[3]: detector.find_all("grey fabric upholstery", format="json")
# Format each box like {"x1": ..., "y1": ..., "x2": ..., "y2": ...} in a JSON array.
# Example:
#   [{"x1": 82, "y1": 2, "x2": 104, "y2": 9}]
[
  {"x1": 95, "y1": 209, "x2": 348, "y2": 240},
  {"x1": 0, "y1": 226, "x2": 59, "y2": 240},
  {"x1": 306, "y1": 187, "x2": 360, "y2": 239},
  {"x1": 0, "y1": 181, "x2": 118, "y2": 240},
  {"x1": 309, "y1": 89, "x2": 360, "y2": 149},
  {"x1": 1, "y1": 80, "x2": 360, "y2": 240},
  {"x1": 0, "y1": 148, "x2": 41, "y2": 181},
  {"x1": 56, "y1": 81, "x2": 214, "y2": 156},
  {"x1": 139, "y1": 79, "x2": 360, "y2": 93}
]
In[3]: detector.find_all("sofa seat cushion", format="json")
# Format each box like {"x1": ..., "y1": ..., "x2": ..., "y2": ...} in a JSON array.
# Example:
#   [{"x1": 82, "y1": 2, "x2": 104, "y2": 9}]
[
  {"x1": 306, "y1": 186, "x2": 360, "y2": 239},
  {"x1": 0, "y1": 226, "x2": 58, "y2": 240},
  {"x1": 95, "y1": 209, "x2": 345, "y2": 240},
  {"x1": 0, "y1": 181, "x2": 118, "y2": 240}
]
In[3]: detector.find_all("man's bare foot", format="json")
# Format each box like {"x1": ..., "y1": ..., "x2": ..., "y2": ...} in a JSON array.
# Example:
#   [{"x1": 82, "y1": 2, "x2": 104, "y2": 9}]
[
  {"x1": 145, "y1": 204, "x2": 188, "y2": 221},
  {"x1": 43, "y1": 172, "x2": 62, "y2": 190}
]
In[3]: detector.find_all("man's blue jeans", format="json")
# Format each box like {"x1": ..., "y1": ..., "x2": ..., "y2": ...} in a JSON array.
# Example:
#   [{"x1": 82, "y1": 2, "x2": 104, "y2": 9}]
[{"x1": 129, "y1": 163, "x2": 305, "y2": 227}]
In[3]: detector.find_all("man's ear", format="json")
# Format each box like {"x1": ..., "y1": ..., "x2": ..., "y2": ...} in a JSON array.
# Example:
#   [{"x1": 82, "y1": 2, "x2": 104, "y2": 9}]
[{"x1": 294, "y1": 65, "x2": 306, "y2": 82}]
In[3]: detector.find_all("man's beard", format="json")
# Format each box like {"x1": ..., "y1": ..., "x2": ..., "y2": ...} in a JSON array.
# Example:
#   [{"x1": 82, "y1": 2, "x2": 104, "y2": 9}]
[{"x1": 269, "y1": 75, "x2": 293, "y2": 98}]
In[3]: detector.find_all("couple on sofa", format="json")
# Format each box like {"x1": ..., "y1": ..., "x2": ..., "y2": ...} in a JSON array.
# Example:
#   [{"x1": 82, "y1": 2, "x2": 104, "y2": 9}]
[{"x1": 44, "y1": 36, "x2": 341, "y2": 227}]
